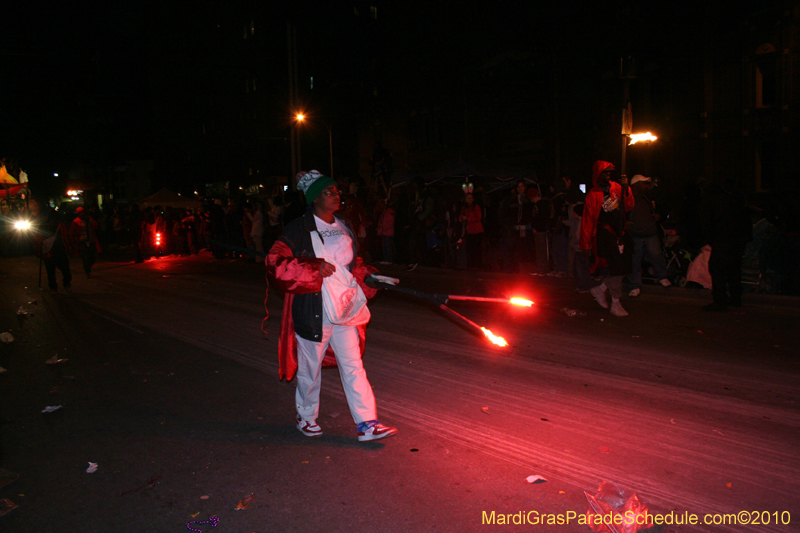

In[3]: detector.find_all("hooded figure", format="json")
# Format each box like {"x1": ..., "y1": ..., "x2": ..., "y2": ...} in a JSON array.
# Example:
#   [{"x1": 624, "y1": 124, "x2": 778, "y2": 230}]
[
  {"x1": 580, "y1": 161, "x2": 635, "y2": 271},
  {"x1": 579, "y1": 161, "x2": 635, "y2": 316}
]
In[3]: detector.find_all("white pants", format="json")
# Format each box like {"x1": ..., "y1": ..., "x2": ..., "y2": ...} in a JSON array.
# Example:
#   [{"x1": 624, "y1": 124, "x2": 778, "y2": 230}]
[{"x1": 295, "y1": 324, "x2": 377, "y2": 425}]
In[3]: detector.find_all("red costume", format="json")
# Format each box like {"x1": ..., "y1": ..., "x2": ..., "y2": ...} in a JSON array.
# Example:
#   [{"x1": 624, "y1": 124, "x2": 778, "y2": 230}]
[{"x1": 580, "y1": 161, "x2": 635, "y2": 273}]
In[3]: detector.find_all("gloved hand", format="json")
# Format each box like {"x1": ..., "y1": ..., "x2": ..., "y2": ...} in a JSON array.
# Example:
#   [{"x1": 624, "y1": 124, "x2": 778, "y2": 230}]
[{"x1": 368, "y1": 274, "x2": 400, "y2": 286}]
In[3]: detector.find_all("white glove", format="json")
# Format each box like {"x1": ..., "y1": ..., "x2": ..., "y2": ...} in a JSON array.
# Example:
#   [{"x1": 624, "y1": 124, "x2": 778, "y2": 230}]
[{"x1": 369, "y1": 275, "x2": 400, "y2": 286}]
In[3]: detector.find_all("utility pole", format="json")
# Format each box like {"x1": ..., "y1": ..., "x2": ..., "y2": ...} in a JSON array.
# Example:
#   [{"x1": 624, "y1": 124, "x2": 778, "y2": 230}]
[{"x1": 620, "y1": 56, "x2": 636, "y2": 177}]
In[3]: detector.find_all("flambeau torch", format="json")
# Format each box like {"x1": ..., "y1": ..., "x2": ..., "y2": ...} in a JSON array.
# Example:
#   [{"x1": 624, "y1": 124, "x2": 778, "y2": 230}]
[
  {"x1": 366, "y1": 276, "x2": 533, "y2": 347},
  {"x1": 628, "y1": 132, "x2": 658, "y2": 145}
]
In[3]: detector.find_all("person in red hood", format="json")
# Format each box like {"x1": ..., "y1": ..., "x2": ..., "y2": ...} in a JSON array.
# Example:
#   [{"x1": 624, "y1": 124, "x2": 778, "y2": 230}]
[{"x1": 580, "y1": 161, "x2": 635, "y2": 316}]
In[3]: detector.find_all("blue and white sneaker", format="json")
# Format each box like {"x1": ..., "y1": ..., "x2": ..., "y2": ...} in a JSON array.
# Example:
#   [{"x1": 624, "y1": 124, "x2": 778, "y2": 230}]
[
  {"x1": 357, "y1": 420, "x2": 397, "y2": 442},
  {"x1": 296, "y1": 415, "x2": 323, "y2": 437}
]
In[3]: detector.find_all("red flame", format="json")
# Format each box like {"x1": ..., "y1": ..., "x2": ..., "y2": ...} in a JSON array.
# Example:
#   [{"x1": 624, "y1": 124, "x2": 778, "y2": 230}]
[
  {"x1": 509, "y1": 297, "x2": 533, "y2": 307},
  {"x1": 481, "y1": 327, "x2": 508, "y2": 347}
]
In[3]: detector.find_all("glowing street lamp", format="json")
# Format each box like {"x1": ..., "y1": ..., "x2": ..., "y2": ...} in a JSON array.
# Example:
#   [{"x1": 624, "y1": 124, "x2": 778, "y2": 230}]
[{"x1": 290, "y1": 112, "x2": 305, "y2": 180}]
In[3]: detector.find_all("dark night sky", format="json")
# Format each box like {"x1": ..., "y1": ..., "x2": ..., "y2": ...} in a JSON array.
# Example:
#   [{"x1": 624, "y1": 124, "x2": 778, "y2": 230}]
[{"x1": 0, "y1": 1, "x2": 770, "y2": 196}]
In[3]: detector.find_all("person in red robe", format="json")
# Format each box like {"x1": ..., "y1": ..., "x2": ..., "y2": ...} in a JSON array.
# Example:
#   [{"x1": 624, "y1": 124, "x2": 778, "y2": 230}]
[{"x1": 580, "y1": 161, "x2": 635, "y2": 317}]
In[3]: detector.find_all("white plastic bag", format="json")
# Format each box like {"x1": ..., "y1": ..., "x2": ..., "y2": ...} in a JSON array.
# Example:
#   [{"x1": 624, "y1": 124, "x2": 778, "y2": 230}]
[{"x1": 311, "y1": 232, "x2": 370, "y2": 326}]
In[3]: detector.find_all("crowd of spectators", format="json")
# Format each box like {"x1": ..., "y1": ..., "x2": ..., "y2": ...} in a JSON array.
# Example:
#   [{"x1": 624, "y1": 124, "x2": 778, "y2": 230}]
[{"x1": 44, "y1": 170, "x2": 799, "y2": 298}]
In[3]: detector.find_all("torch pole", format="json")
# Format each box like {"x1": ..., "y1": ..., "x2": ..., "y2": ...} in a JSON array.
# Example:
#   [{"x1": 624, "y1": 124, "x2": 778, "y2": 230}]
[
  {"x1": 366, "y1": 279, "x2": 510, "y2": 346},
  {"x1": 436, "y1": 303, "x2": 486, "y2": 337},
  {"x1": 367, "y1": 282, "x2": 447, "y2": 306},
  {"x1": 446, "y1": 295, "x2": 512, "y2": 304}
]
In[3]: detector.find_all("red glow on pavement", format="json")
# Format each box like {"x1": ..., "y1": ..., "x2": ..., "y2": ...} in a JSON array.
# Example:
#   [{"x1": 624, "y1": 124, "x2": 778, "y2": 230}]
[
  {"x1": 481, "y1": 327, "x2": 508, "y2": 347},
  {"x1": 509, "y1": 297, "x2": 533, "y2": 307}
]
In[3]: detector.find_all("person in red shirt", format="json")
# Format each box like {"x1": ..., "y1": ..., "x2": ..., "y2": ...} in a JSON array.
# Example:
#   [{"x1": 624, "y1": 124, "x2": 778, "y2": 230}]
[{"x1": 459, "y1": 193, "x2": 484, "y2": 269}]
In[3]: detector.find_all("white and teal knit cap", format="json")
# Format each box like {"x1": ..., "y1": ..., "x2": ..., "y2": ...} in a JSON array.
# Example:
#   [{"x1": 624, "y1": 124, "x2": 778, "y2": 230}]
[{"x1": 296, "y1": 170, "x2": 336, "y2": 204}]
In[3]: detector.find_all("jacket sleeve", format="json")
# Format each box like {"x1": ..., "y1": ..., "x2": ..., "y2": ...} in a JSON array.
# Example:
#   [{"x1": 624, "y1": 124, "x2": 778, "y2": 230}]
[
  {"x1": 623, "y1": 185, "x2": 635, "y2": 213},
  {"x1": 352, "y1": 258, "x2": 379, "y2": 299},
  {"x1": 266, "y1": 240, "x2": 324, "y2": 294},
  {"x1": 68, "y1": 221, "x2": 80, "y2": 255},
  {"x1": 580, "y1": 192, "x2": 600, "y2": 251}
]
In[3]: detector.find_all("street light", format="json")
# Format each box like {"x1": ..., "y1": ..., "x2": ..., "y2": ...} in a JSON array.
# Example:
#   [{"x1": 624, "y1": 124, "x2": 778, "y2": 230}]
[{"x1": 291, "y1": 112, "x2": 305, "y2": 180}]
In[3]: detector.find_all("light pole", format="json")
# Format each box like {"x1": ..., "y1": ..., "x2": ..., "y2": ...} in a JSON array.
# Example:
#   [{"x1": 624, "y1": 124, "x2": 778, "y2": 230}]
[
  {"x1": 620, "y1": 55, "x2": 635, "y2": 177},
  {"x1": 292, "y1": 113, "x2": 304, "y2": 181},
  {"x1": 294, "y1": 113, "x2": 333, "y2": 179}
]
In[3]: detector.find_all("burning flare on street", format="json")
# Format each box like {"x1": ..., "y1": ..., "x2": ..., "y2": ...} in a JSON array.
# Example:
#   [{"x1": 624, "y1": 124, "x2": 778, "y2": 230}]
[
  {"x1": 509, "y1": 297, "x2": 533, "y2": 307},
  {"x1": 628, "y1": 132, "x2": 658, "y2": 145},
  {"x1": 481, "y1": 327, "x2": 508, "y2": 347}
]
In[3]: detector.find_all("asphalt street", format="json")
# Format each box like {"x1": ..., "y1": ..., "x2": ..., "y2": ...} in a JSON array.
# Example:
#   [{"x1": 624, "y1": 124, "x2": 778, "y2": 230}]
[{"x1": 1, "y1": 251, "x2": 799, "y2": 533}]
